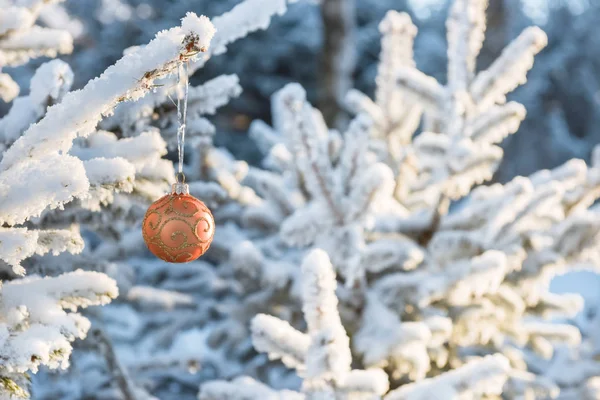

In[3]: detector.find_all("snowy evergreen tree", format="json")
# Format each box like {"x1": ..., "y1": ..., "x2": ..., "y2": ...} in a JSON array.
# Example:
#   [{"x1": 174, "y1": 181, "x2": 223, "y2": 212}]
[
  {"x1": 1, "y1": 0, "x2": 600, "y2": 400},
  {"x1": 0, "y1": 5, "x2": 216, "y2": 398},
  {"x1": 196, "y1": 0, "x2": 600, "y2": 399}
]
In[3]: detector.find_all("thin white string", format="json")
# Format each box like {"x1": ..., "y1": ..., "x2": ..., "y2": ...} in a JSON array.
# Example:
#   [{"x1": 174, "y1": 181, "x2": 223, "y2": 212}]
[{"x1": 176, "y1": 61, "x2": 189, "y2": 177}]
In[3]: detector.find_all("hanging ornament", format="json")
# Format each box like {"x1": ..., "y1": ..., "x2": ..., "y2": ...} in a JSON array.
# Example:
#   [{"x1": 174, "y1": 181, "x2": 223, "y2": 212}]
[
  {"x1": 142, "y1": 175, "x2": 214, "y2": 263},
  {"x1": 142, "y1": 62, "x2": 215, "y2": 263}
]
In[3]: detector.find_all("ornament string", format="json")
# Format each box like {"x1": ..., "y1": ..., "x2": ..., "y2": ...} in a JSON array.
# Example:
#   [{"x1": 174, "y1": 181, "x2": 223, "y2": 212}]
[{"x1": 176, "y1": 61, "x2": 190, "y2": 183}]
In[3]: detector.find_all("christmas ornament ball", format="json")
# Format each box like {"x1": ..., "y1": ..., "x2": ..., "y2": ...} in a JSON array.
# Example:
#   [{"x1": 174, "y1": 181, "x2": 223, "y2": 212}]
[{"x1": 142, "y1": 183, "x2": 214, "y2": 263}]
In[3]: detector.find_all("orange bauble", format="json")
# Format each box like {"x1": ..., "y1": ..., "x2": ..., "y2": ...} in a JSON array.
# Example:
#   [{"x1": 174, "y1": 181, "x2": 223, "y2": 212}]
[{"x1": 142, "y1": 183, "x2": 214, "y2": 263}]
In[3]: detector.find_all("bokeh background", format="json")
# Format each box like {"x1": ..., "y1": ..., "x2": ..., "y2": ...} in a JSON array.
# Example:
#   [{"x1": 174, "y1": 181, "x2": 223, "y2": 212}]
[
  {"x1": 3, "y1": 0, "x2": 600, "y2": 183},
  {"x1": 4, "y1": 1, "x2": 600, "y2": 399}
]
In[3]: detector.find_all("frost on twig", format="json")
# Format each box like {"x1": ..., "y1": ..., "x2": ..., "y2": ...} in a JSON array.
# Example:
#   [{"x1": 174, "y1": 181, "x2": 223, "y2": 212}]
[
  {"x1": 347, "y1": 3, "x2": 547, "y2": 213},
  {"x1": 397, "y1": 4, "x2": 546, "y2": 206},
  {"x1": 346, "y1": 10, "x2": 420, "y2": 150},
  {"x1": 0, "y1": 226, "x2": 83, "y2": 275},
  {"x1": 0, "y1": 3, "x2": 73, "y2": 69},
  {"x1": 384, "y1": 354, "x2": 510, "y2": 400},
  {"x1": 319, "y1": 0, "x2": 356, "y2": 127},
  {"x1": 245, "y1": 83, "x2": 408, "y2": 282},
  {"x1": 1, "y1": 12, "x2": 215, "y2": 172},
  {"x1": 359, "y1": 151, "x2": 600, "y2": 393},
  {"x1": 97, "y1": 0, "x2": 295, "y2": 220},
  {"x1": 0, "y1": 73, "x2": 18, "y2": 103},
  {"x1": 0, "y1": 270, "x2": 118, "y2": 397},
  {"x1": 0, "y1": 59, "x2": 73, "y2": 145},
  {"x1": 199, "y1": 2, "x2": 600, "y2": 399},
  {"x1": 0, "y1": 11, "x2": 218, "y2": 399},
  {"x1": 105, "y1": 0, "x2": 290, "y2": 139},
  {"x1": 199, "y1": 249, "x2": 389, "y2": 399}
]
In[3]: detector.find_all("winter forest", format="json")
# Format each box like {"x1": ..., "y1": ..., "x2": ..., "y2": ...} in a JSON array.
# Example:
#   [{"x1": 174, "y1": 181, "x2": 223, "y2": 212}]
[{"x1": 2, "y1": 0, "x2": 600, "y2": 399}]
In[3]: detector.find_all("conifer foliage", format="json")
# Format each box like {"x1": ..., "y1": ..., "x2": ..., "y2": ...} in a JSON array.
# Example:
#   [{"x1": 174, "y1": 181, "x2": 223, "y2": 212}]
[{"x1": 2, "y1": 0, "x2": 600, "y2": 399}]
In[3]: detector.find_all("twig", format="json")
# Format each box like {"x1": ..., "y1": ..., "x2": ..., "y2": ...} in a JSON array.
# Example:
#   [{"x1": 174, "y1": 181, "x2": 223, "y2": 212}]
[{"x1": 92, "y1": 328, "x2": 137, "y2": 400}]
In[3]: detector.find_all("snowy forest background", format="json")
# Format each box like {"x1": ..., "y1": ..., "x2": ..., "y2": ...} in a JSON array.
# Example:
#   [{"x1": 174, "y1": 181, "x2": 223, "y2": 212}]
[{"x1": 3, "y1": 0, "x2": 600, "y2": 399}]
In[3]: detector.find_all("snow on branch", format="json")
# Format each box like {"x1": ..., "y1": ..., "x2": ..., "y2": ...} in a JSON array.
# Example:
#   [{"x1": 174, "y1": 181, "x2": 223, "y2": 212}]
[
  {"x1": 0, "y1": 7, "x2": 35, "y2": 36},
  {"x1": 470, "y1": 26, "x2": 547, "y2": 110},
  {"x1": 384, "y1": 354, "x2": 510, "y2": 400},
  {"x1": 446, "y1": 0, "x2": 487, "y2": 91},
  {"x1": 300, "y1": 249, "x2": 351, "y2": 384},
  {"x1": 0, "y1": 73, "x2": 19, "y2": 103},
  {"x1": 251, "y1": 314, "x2": 309, "y2": 371},
  {"x1": 190, "y1": 0, "x2": 288, "y2": 72},
  {"x1": 0, "y1": 270, "x2": 118, "y2": 397},
  {"x1": 464, "y1": 102, "x2": 526, "y2": 144},
  {"x1": 113, "y1": 0, "x2": 289, "y2": 139},
  {"x1": 0, "y1": 1, "x2": 72, "y2": 69},
  {"x1": 185, "y1": 74, "x2": 242, "y2": 116},
  {"x1": 0, "y1": 13, "x2": 214, "y2": 234},
  {"x1": 273, "y1": 83, "x2": 342, "y2": 221},
  {"x1": 0, "y1": 59, "x2": 73, "y2": 144},
  {"x1": 354, "y1": 294, "x2": 448, "y2": 381},
  {"x1": 0, "y1": 0, "x2": 74, "y2": 70},
  {"x1": 0, "y1": 153, "x2": 89, "y2": 225},
  {"x1": 395, "y1": 67, "x2": 445, "y2": 112},
  {"x1": 367, "y1": 3, "x2": 550, "y2": 209},
  {"x1": 0, "y1": 13, "x2": 218, "y2": 398},
  {"x1": 199, "y1": 376, "x2": 304, "y2": 400},
  {"x1": 201, "y1": 250, "x2": 389, "y2": 399},
  {"x1": 0, "y1": 26, "x2": 72, "y2": 67},
  {"x1": 347, "y1": 10, "x2": 422, "y2": 151},
  {"x1": 71, "y1": 130, "x2": 167, "y2": 171},
  {"x1": 256, "y1": 84, "x2": 403, "y2": 280},
  {"x1": 0, "y1": 226, "x2": 83, "y2": 275},
  {"x1": 0, "y1": 12, "x2": 215, "y2": 172},
  {"x1": 101, "y1": 0, "x2": 291, "y2": 150},
  {"x1": 81, "y1": 157, "x2": 136, "y2": 210},
  {"x1": 376, "y1": 11, "x2": 417, "y2": 114}
]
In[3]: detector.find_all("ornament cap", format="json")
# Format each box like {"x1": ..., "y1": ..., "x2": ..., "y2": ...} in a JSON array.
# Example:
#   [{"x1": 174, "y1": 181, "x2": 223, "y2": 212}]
[
  {"x1": 171, "y1": 182, "x2": 190, "y2": 195},
  {"x1": 172, "y1": 172, "x2": 189, "y2": 194}
]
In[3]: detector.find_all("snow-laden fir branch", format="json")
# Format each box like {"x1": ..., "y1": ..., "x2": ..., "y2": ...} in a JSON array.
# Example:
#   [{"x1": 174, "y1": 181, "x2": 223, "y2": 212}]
[
  {"x1": 199, "y1": 249, "x2": 389, "y2": 399},
  {"x1": 0, "y1": 72, "x2": 19, "y2": 103},
  {"x1": 0, "y1": 59, "x2": 73, "y2": 145},
  {"x1": 0, "y1": 270, "x2": 118, "y2": 397},
  {"x1": 470, "y1": 26, "x2": 548, "y2": 110},
  {"x1": 0, "y1": 12, "x2": 215, "y2": 172},
  {"x1": 106, "y1": 0, "x2": 292, "y2": 141},
  {"x1": 246, "y1": 83, "x2": 406, "y2": 281},
  {"x1": 384, "y1": 354, "x2": 510, "y2": 400},
  {"x1": 82, "y1": 157, "x2": 136, "y2": 210},
  {"x1": 0, "y1": 12, "x2": 217, "y2": 399},
  {"x1": 446, "y1": 0, "x2": 487, "y2": 92},
  {"x1": 0, "y1": 226, "x2": 83, "y2": 275},
  {"x1": 346, "y1": 3, "x2": 547, "y2": 213},
  {"x1": 361, "y1": 151, "x2": 600, "y2": 396},
  {"x1": 346, "y1": 10, "x2": 420, "y2": 148},
  {"x1": 0, "y1": 152, "x2": 89, "y2": 226},
  {"x1": 0, "y1": 1, "x2": 73, "y2": 69},
  {"x1": 190, "y1": 0, "x2": 289, "y2": 72},
  {"x1": 0, "y1": 13, "x2": 214, "y2": 225},
  {"x1": 209, "y1": 2, "x2": 600, "y2": 398},
  {"x1": 398, "y1": 17, "x2": 546, "y2": 205}
]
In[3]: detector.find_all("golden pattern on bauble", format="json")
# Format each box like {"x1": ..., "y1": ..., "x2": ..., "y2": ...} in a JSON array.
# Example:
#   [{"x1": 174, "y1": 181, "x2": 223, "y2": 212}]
[{"x1": 142, "y1": 193, "x2": 214, "y2": 263}]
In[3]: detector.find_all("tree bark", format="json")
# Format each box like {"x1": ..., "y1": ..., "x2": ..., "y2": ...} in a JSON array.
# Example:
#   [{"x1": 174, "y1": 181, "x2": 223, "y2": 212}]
[{"x1": 319, "y1": 0, "x2": 356, "y2": 128}]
